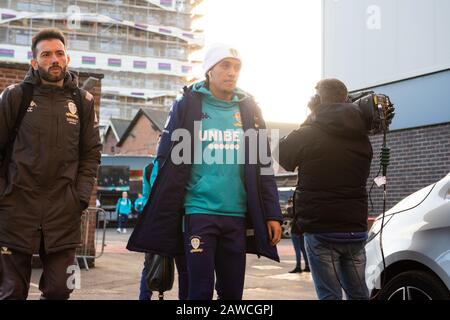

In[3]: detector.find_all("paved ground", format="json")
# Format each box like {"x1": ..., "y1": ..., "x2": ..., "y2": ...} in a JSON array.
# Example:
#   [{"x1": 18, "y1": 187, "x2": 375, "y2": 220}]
[{"x1": 28, "y1": 229, "x2": 317, "y2": 300}]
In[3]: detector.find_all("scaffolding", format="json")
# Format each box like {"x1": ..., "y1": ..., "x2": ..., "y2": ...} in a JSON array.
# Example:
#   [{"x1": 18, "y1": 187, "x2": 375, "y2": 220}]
[{"x1": 0, "y1": 0, "x2": 203, "y2": 124}]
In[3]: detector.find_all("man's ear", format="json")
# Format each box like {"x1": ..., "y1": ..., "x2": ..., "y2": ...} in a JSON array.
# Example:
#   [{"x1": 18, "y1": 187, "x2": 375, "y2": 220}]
[
  {"x1": 67, "y1": 54, "x2": 71, "y2": 66},
  {"x1": 30, "y1": 58, "x2": 38, "y2": 70}
]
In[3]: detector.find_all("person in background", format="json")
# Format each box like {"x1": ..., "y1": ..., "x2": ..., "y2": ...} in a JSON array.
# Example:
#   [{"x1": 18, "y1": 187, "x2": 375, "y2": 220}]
[
  {"x1": 138, "y1": 136, "x2": 188, "y2": 300},
  {"x1": 115, "y1": 191, "x2": 132, "y2": 234},
  {"x1": 278, "y1": 78, "x2": 373, "y2": 300},
  {"x1": 134, "y1": 193, "x2": 145, "y2": 216},
  {"x1": 0, "y1": 28, "x2": 101, "y2": 300},
  {"x1": 138, "y1": 159, "x2": 157, "y2": 300},
  {"x1": 288, "y1": 198, "x2": 310, "y2": 273}
]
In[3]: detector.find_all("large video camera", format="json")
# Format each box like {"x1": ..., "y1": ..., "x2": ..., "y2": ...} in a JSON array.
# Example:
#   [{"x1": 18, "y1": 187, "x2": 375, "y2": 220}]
[{"x1": 349, "y1": 91, "x2": 395, "y2": 134}]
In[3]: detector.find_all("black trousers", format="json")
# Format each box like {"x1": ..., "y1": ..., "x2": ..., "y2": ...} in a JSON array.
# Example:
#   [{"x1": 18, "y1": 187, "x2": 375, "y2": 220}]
[{"x1": 0, "y1": 236, "x2": 76, "y2": 300}]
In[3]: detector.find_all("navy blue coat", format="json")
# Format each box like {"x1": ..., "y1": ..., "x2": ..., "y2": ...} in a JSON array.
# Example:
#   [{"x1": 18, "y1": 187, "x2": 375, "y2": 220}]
[{"x1": 127, "y1": 87, "x2": 283, "y2": 262}]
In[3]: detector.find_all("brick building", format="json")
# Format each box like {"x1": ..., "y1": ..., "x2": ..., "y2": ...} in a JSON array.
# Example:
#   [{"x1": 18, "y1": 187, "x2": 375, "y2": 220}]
[
  {"x1": 101, "y1": 108, "x2": 167, "y2": 158},
  {"x1": 367, "y1": 123, "x2": 450, "y2": 215},
  {"x1": 117, "y1": 108, "x2": 168, "y2": 156},
  {"x1": 102, "y1": 118, "x2": 131, "y2": 155}
]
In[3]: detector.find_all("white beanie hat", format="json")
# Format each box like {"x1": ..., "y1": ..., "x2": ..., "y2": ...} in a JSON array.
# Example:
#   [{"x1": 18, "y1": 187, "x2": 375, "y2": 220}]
[{"x1": 203, "y1": 44, "x2": 242, "y2": 75}]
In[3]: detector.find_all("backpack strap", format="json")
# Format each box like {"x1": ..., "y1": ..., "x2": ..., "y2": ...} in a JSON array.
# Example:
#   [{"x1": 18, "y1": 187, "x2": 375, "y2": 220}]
[
  {"x1": 71, "y1": 88, "x2": 84, "y2": 125},
  {"x1": 0, "y1": 82, "x2": 33, "y2": 178},
  {"x1": 145, "y1": 163, "x2": 154, "y2": 184},
  {"x1": 10, "y1": 85, "x2": 84, "y2": 147},
  {"x1": 11, "y1": 82, "x2": 33, "y2": 144},
  {"x1": 71, "y1": 88, "x2": 84, "y2": 156},
  {"x1": 1, "y1": 85, "x2": 86, "y2": 180}
]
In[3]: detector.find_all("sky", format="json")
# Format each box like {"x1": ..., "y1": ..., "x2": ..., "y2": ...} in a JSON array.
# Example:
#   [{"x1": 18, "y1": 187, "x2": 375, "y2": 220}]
[{"x1": 194, "y1": 0, "x2": 322, "y2": 124}]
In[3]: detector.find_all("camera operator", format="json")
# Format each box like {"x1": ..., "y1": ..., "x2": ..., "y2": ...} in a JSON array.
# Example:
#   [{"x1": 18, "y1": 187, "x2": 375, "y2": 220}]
[{"x1": 278, "y1": 78, "x2": 373, "y2": 300}]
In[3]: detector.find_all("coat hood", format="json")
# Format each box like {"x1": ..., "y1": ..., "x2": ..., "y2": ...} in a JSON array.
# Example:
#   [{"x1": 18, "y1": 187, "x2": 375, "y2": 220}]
[
  {"x1": 191, "y1": 81, "x2": 250, "y2": 104},
  {"x1": 303, "y1": 103, "x2": 368, "y2": 138},
  {"x1": 23, "y1": 67, "x2": 79, "y2": 90}
]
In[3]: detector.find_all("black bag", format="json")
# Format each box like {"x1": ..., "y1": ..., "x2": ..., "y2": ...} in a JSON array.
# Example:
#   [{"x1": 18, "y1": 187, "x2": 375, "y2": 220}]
[{"x1": 145, "y1": 253, "x2": 175, "y2": 300}]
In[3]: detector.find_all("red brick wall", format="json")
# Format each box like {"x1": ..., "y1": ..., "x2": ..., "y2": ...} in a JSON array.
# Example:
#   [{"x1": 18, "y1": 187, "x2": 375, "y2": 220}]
[
  {"x1": 0, "y1": 69, "x2": 23, "y2": 89},
  {"x1": 102, "y1": 128, "x2": 119, "y2": 155},
  {"x1": 119, "y1": 116, "x2": 160, "y2": 155},
  {"x1": 0, "y1": 62, "x2": 103, "y2": 266}
]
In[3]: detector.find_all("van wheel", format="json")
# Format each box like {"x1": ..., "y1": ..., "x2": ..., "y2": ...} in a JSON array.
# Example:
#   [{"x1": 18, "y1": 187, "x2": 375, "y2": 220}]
[{"x1": 378, "y1": 270, "x2": 450, "y2": 300}]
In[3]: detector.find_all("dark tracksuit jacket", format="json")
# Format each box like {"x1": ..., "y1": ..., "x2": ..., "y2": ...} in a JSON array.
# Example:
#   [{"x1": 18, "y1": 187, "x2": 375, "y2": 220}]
[
  {"x1": 278, "y1": 103, "x2": 373, "y2": 233},
  {"x1": 0, "y1": 68, "x2": 102, "y2": 254},
  {"x1": 127, "y1": 86, "x2": 283, "y2": 262}
]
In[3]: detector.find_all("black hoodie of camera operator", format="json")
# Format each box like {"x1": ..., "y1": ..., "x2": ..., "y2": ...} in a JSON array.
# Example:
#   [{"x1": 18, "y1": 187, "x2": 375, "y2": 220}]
[{"x1": 278, "y1": 103, "x2": 373, "y2": 233}]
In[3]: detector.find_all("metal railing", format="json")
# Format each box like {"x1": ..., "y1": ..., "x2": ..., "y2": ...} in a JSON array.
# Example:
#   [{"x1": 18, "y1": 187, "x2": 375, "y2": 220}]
[
  {"x1": 32, "y1": 207, "x2": 108, "y2": 271},
  {"x1": 76, "y1": 207, "x2": 108, "y2": 270}
]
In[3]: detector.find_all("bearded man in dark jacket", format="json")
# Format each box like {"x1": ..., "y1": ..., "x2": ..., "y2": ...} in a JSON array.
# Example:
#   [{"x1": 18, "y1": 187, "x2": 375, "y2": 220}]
[
  {"x1": 0, "y1": 29, "x2": 101, "y2": 300},
  {"x1": 278, "y1": 78, "x2": 372, "y2": 300}
]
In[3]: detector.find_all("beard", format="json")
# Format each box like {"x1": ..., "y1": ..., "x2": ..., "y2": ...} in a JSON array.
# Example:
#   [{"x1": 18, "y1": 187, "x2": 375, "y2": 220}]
[{"x1": 38, "y1": 64, "x2": 67, "y2": 83}]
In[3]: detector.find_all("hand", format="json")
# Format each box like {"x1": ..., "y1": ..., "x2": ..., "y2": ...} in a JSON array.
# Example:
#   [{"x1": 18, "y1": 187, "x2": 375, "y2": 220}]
[
  {"x1": 80, "y1": 200, "x2": 88, "y2": 211},
  {"x1": 266, "y1": 220, "x2": 281, "y2": 246},
  {"x1": 385, "y1": 103, "x2": 395, "y2": 126},
  {"x1": 307, "y1": 94, "x2": 321, "y2": 111}
]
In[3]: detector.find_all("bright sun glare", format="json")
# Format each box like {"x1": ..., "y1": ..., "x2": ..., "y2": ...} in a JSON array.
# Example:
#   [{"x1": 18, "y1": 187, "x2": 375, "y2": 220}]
[{"x1": 193, "y1": 0, "x2": 322, "y2": 124}]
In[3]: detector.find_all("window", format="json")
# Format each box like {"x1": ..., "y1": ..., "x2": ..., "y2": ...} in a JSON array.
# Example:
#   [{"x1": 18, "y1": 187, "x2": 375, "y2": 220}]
[
  {"x1": 0, "y1": 28, "x2": 7, "y2": 42},
  {"x1": 15, "y1": 30, "x2": 30, "y2": 45}
]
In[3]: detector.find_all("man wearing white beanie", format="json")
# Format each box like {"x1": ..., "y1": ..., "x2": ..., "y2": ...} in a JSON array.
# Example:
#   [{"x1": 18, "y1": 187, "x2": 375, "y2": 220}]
[
  {"x1": 202, "y1": 44, "x2": 243, "y2": 100},
  {"x1": 128, "y1": 44, "x2": 283, "y2": 300}
]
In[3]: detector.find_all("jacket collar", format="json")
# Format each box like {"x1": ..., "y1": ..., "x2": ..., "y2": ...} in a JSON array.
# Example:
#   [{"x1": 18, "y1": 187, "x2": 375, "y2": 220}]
[{"x1": 183, "y1": 86, "x2": 256, "y2": 131}]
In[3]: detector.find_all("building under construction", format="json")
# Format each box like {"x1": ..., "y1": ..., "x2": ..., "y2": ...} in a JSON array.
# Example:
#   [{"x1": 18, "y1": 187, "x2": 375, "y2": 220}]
[{"x1": 0, "y1": 0, "x2": 203, "y2": 125}]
